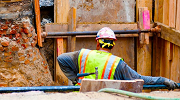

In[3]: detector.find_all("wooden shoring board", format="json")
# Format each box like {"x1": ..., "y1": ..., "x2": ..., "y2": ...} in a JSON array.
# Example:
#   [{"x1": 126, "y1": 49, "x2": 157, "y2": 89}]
[
  {"x1": 152, "y1": 0, "x2": 164, "y2": 78},
  {"x1": 34, "y1": 0, "x2": 42, "y2": 47},
  {"x1": 169, "y1": 0, "x2": 176, "y2": 28},
  {"x1": 163, "y1": 0, "x2": 170, "y2": 25},
  {"x1": 153, "y1": 23, "x2": 180, "y2": 49},
  {"x1": 67, "y1": 7, "x2": 76, "y2": 52},
  {"x1": 159, "y1": 40, "x2": 171, "y2": 78},
  {"x1": 152, "y1": 36, "x2": 161, "y2": 77},
  {"x1": 51, "y1": 24, "x2": 68, "y2": 85},
  {"x1": 54, "y1": 0, "x2": 69, "y2": 23},
  {"x1": 176, "y1": 0, "x2": 180, "y2": 30},
  {"x1": 55, "y1": 38, "x2": 68, "y2": 85},
  {"x1": 54, "y1": 0, "x2": 70, "y2": 85},
  {"x1": 154, "y1": 22, "x2": 180, "y2": 82},
  {"x1": 169, "y1": 0, "x2": 178, "y2": 83},
  {"x1": 136, "y1": 0, "x2": 152, "y2": 80},
  {"x1": 136, "y1": 0, "x2": 152, "y2": 21},
  {"x1": 75, "y1": 37, "x2": 136, "y2": 70},
  {"x1": 159, "y1": 0, "x2": 171, "y2": 79},
  {"x1": 154, "y1": 0, "x2": 164, "y2": 23},
  {"x1": 171, "y1": 44, "x2": 180, "y2": 83},
  {"x1": 45, "y1": 23, "x2": 140, "y2": 71},
  {"x1": 80, "y1": 79, "x2": 144, "y2": 93},
  {"x1": 170, "y1": 0, "x2": 180, "y2": 84},
  {"x1": 136, "y1": 40, "x2": 152, "y2": 76},
  {"x1": 137, "y1": 7, "x2": 151, "y2": 76}
]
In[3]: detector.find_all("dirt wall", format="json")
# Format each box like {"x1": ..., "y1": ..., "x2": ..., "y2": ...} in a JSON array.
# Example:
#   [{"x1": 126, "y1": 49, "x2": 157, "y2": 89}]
[{"x1": 0, "y1": 18, "x2": 53, "y2": 87}]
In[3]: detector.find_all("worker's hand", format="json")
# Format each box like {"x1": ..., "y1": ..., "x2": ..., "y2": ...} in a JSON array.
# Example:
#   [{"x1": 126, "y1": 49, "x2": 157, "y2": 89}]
[{"x1": 164, "y1": 79, "x2": 179, "y2": 90}]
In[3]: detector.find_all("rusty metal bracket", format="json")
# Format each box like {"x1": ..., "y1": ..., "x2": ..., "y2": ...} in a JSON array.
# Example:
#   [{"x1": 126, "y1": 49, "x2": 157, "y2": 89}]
[{"x1": 151, "y1": 25, "x2": 161, "y2": 37}]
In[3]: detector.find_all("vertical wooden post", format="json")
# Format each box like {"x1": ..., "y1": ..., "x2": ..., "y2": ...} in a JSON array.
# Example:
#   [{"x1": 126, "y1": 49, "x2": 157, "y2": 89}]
[
  {"x1": 176, "y1": 0, "x2": 180, "y2": 30},
  {"x1": 170, "y1": 0, "x2": 180, "y2": 83},
  {"x1": 169, "y1": 0, "x2": 176, "y2": 28},
  {"x1": 34, "y1": 0, "x2": 42, "y2": 47},
  {"x1": 67, "y1": 7, "x2": 76, "y2": 52},
  {"x1": 152, "y1": 0, "x2": 164, "y2": 77},
  {"x1": 163, "y1": 0, "x2": 169, "y2": 25},
  {"x1": 54, "y1": 0, "x2": 70, "y2": 85},
  {"x1": 137, "y1": 7, "x2": 151, "y2": 76},
  {"x1": 154, "y1": 0, "x2": 164, "y2": 23},
  {"x1": 168, "y1": 0, "x2": 176, "y2": 81},
  {"x1": 159, "y1": 0, "x2": 170, "y2": 79},
  {"x1": 55, "y1": 0, "x2": 69, "y2": 23}
]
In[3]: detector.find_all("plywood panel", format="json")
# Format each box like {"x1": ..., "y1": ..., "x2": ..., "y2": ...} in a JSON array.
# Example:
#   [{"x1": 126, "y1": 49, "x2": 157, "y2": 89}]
[
  {"x1": 69, "y1": 0, "x2": 135, "y2": 23},
  {"x1": 76, "y1": 37, "x2": 135, "y2": 70},
  {"x1": 112, "y1": 37, "x2": 135, "y2": 70}
]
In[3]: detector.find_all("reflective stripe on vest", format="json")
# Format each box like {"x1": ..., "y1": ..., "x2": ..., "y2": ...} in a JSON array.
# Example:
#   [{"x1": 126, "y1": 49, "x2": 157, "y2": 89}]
[
  {"x1": 78, "y1": 49, "x2": 121, "y2": 84},
  {"x1": 78, "y1": 49, "x2": 92, "y2": 76}
]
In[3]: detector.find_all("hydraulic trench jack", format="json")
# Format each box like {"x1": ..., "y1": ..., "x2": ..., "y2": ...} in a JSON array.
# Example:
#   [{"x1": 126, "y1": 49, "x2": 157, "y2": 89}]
[{"x1": 77, "y1": 67, "x2": 98, "y2": 80}]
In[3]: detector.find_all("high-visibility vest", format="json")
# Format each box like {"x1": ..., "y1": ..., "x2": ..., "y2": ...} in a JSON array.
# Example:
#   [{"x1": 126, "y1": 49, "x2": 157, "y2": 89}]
[{"x1": 77, "y1": 49, "x2": 122, "y2": 85}]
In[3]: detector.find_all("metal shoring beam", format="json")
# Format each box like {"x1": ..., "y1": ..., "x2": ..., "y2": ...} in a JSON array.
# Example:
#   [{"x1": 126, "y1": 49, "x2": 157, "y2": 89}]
[{"x1": 46, "y1": 29, "x2": 151, "y2": 36}]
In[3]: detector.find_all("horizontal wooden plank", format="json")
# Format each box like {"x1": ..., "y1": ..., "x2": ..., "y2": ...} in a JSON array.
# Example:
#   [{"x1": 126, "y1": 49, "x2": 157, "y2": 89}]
[
  {"x1": 155, "y1": 22, "x2": 180, "y2": 47},
  {"x1": 45, "y1": 23, "x2": 155, "y2": 32},
  {"x1": 45, "y1": 23, "x2": 68, "y2": 32},
  {"x1": 80, "y1": 79, "x2": 144, "y2": 93}
]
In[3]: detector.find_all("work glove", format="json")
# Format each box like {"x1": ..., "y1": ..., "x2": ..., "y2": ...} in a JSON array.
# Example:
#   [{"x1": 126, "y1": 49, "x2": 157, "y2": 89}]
[{"x1": 163, "y1": 78, "x2": 179, "y2": 90}]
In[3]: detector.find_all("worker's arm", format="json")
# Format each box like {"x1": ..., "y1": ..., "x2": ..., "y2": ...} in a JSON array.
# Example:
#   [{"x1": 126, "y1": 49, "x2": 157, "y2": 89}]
[
  {"x1": 114, "y1": 60, "x2": 178, "y2": 90},
  {"x1": 114, "y1": 60, "x2": 165, "y2": 85},
  {"x1": 57, "y1": 51, "x2": 80, "y2": 85}
]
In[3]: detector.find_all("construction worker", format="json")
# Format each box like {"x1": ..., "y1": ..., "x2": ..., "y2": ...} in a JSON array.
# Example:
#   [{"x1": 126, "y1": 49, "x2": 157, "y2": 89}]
[{"x1": 57, "y1": 27, "x2": 179, "y2": 90}]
